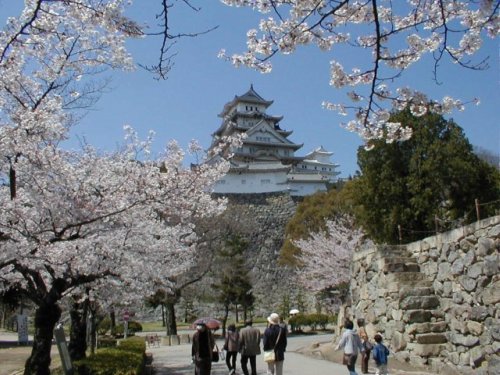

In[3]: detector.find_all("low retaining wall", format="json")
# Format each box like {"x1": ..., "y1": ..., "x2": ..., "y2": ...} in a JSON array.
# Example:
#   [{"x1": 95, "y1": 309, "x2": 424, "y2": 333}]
[{"x1": 350, "y1": 216, "x2": 499, "y2": 374}]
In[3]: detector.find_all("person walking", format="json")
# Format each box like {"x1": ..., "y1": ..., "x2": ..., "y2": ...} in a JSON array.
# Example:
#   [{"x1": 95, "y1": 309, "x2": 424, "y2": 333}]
[
  {"x1": 357, "y1": 318, "x2": 372, "y2": 374},
  {"x1": 239, "y1": 319, "x2": 261, "y2": 375},
  {"x1": 192, "y1": 322, "x2": 215, "y2": 375},
  {"x1": 224, "y1": 323, "x2": 240, "y2": 375},
  {"x1": 336, "y1": 319, "x2": 364, "y2": 375},
  {"x1": 372, "y1": 334, "x2": 390, "y2": 375},
  {"x1": 263, "y1": 313, "x2": 287, "y2": 375}
]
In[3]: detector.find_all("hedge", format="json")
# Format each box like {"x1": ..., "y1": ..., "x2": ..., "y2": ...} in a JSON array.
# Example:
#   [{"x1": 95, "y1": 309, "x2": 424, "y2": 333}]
[
  {"x1": 289, "y1": 313, "x2": 336, "y2": 331},
  {"x1": 74, "y1": 337, "x2": 146, "y2": 375}
]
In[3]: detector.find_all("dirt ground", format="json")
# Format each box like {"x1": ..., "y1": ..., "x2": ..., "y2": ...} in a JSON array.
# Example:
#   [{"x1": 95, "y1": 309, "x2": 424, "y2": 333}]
[{"x1": 0, "y1": 345, "x2": 60, "y2": 375}]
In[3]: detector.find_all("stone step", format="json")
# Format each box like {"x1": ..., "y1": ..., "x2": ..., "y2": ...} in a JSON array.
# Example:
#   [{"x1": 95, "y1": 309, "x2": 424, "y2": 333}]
[
  {"x1": 415, "y1": 333, "x2": 448, "y2": 344},
  {"x1": 399, "y1": 286, "x2": 435, "y2": 297},
  {"x1": 377, "y1": 246, "x2": 409, "y2": 257},
  {"x1": 403, "y1": 309, "x2": 433, "y2": 323},
  {"x1": 406, "y1": 321, "x2": 448, "y2": 334},
  {"x1": 383, "y1": 262, "x2": 420, "y2": 273},
  {"x1": 387, "y1": 272, "x2": 428, "y2": 284},
  {"x1": 399, "y1": 295, "x2": 440, "y2": 310}
]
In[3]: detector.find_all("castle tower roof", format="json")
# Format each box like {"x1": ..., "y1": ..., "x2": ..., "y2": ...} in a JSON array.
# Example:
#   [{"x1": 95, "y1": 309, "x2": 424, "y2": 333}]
[{"x1": 219, "y1": 84, "x2": 274, "y2": 117}]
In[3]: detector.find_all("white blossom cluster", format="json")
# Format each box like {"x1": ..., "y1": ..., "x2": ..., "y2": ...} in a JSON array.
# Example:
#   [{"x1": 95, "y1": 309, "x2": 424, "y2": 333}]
[
  {"x1": 0, "y1": 0, "x2": 233, "y2": 319},
  {"x1": 293, "y1": 216, "x2": 367, "y2": 295},
  {"x1": 220, "y1": 0, "x2": 498, "y2": 144}
]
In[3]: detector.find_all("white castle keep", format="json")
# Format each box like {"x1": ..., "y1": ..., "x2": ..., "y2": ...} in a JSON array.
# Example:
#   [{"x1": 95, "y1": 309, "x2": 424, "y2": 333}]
[{"x1": 208, "y1": 86, "x2": 340, "y2": 197}]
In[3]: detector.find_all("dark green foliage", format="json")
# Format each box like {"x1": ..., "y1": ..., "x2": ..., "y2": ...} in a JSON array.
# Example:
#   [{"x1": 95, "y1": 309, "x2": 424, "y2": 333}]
[
  {"x1": 74, "y1": 337, "x2": 146, "y2": 375},
  {"x1": 352, "y1": 109, "x2": 500, "y2": 244},
  {"x1": 288, "y1": 313, "x2": 336, "y2": 332},
  {"x1": 97, "y1": 337, "x2": 118, "y2": 348},
  {"x1": 212, "y1": 235, "x2": 254, "y2": 325},
  {"x1": 115, "y1": 336, "x2": 146, "y2": 353},
  {"x1": 97, "y1": 317, "x2": 111, "y2": 335}
]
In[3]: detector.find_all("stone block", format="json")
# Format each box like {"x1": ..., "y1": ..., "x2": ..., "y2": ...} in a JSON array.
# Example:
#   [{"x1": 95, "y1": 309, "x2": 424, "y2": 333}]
[
  {"x1": 470, "y1": 306, "x2": 489, "y2": 321},
  {"x1": 467, "y1": 262, "x2": 483, "y2": 279},
  {"x1": 179, "y1": 333, "x2": 191, "y2": 344},
  {"x1": 404, "y1": 310, "x2": 432, "y2": 323},
  {"x1": 400, "y1": 295, "x2": 440, "y2": 310},
  {"x1": 409, "y1": 355, "x2": 428, "y2": 366},
  {"x1": 399, "y1": 286, "x2": 434, "y2": 297},
  {"x1": 391, "y1": 331, "x2": 407, "y2": 351},
  {"x1": 481, "y1": 281, "x2": 500, "y2": 305},
  {"x1": 466, "y1": 321, "x2": 483, "y2": 336},
  {"x1": 470, "y1": 346, "x2": 485, "y2": 367},
  {"x1": 459, "y1": 275, "x2": 476, "y2": 292},
  {"x1": 448, "y1": 333, "x2": 479, "y2": 347},
  {"x1": 477, "y1": 237, "x2": 494, "y2": 256},
  {"x1": 407, "y1": 343, "x2": 444, "y2": 357},
  {"x1": 459, "y1": 351, "x2": 470, "y2": 366},
  {"x1": 416, "y1": 333, "x2": 447, "y2": 344}
]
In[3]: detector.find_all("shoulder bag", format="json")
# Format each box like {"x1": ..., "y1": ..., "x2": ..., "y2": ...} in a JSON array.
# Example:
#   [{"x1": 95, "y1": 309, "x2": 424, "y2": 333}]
[{"x1": 263, "y1": 328, "x2": 282, "y2": 363}]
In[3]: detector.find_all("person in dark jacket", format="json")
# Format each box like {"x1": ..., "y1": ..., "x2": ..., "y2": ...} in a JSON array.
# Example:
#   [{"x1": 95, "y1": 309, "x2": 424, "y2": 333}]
[
  {"x1": 192, "y1": 323, "x2": 215, "y2": 375},
  {"x1": 263, "y1": 313, "x2": 287, "y2": 375},
  {"x1": 224, "y1": 323, "x2": 240, "y2": 375}
]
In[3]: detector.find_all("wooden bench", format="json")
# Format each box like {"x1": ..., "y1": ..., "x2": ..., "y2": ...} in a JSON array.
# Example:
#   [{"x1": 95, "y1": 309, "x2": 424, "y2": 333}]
[{"x1": 146, "y1": 334, "x2": 161, "y2": 347}]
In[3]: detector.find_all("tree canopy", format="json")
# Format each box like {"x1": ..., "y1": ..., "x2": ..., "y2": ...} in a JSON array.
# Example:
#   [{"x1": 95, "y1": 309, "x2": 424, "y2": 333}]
[
  {"x1": 352, "y1": 108, "x2": 500, "y2": 244},
  {"x1": 221, "y1": 0, "x2": 499, "y2": 144}
]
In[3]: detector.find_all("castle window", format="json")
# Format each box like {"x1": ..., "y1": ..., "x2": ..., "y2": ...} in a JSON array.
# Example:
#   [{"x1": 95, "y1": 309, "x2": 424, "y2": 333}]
[
  {"x1": 261, "y1": 179, "x2": 271, "y2": 185},
  {"x1": 241, "y1": 179, "x2": 246, "y2": 184}
]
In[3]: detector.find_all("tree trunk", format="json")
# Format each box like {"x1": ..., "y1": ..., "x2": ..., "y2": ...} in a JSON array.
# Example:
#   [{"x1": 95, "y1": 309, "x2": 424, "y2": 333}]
[
  {"x1": 68, "y1": 299, "x2": 88, "y2": 361},
  {"x1": 165, "y1": 302, "x2": 177, "y2": 336},
  {"x1": 89, "y1": 308, "x2": 97, "y2": 355},
  {"x1": 110, "y1": 310, "x2": 116, "y2": 335},
  {"x1": 24, "y1": 302, "x2": 61, "y2": 375},
  {"x1": 161, "y1": 304, "x2": 165, "y2": 327},
  {"x1": 222, "y1": 304, "x2": 229, "y2": 337}
]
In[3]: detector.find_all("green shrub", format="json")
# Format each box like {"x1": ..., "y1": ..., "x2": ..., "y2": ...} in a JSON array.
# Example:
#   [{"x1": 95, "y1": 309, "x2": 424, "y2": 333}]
[
  {"x1": 97, "y1": 317, "x2": 111, "y2": 335},
  {"x1": 74, "y1": 337, "x2": 146, "y2": 375},
  {"x1": 289, "y1": 313, "x2": 335, "y2": 332},
  {"x1": 113, "y1": 320, "x2": 142, "y2": 336},
  {"x1": 127, "y1": 321, "x2": 143, "y2": 333},
  {"x1": 97, "y1": 336, "x2": 117, "y2": 348},
  {"x1": 116, "y1": 336, "x2": 146, "y2": 354}
]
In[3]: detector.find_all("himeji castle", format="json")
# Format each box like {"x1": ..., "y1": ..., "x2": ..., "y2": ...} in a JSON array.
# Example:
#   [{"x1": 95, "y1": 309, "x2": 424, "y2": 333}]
[{"x1": 208, "y1": 85, "x2": 340, "y2": 197}]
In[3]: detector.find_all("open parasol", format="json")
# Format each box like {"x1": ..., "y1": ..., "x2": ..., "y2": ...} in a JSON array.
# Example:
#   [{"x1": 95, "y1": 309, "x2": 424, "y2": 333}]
[{"x1": 192, "y1": 317, "x2": 221, "y2": 330}]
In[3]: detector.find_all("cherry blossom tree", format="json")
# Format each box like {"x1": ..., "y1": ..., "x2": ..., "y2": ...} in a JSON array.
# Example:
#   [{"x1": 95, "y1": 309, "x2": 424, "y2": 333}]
[
  {"x1": 0, "y1": 128, "x2": 232, "y2": 374},
  {"x1": 293, "y1": 216, "x2": 368, "y2": 309},
  {"x1": 0, "y1": 4, "x2": 239, "y2": 373},
  {"x1": 220, "y1": 0, "x2": 499, "y2": 145}
]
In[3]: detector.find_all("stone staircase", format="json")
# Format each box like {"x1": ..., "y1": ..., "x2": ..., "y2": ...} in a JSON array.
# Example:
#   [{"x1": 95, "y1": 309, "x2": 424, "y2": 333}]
[{"x1": 378, "y1": 246, "x2": 448, "y2": 367}]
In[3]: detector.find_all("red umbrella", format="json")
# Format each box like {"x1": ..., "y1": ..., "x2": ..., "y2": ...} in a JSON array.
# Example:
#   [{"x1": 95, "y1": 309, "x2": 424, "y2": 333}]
[{"x1": 192, "y1": 317, "x2": 222, "y2": 330}]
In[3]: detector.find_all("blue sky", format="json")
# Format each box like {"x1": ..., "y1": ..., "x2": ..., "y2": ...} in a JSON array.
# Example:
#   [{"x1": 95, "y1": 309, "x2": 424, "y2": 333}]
[{"x1": 1, "y1": 1, "x2": 498, "y2": 177}]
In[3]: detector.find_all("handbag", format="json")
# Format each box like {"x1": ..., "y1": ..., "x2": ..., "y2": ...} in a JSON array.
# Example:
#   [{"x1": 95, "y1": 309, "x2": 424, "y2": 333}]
[
  {"x1": 263, "y1": 350, "x2": 276, "y2": 362},
  {"x1": 212, "y1": 344, "x2": 220, "y2": 362},
  {"x1": 263, "y1": 327, "x2": 282, "y2": 363}
]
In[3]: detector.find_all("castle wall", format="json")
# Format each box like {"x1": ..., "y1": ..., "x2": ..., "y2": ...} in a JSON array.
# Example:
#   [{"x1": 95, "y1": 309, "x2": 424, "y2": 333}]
[
  {"x1": 350, "y1": 216, "x2": 499, "y2": 374},
  {"x1": 223, "y1": 193, "x2": 298, "y2": 315}
]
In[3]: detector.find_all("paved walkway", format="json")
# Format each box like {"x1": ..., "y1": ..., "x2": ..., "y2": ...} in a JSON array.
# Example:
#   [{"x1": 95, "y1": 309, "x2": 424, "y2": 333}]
[
  {"x1": 146, "y1": 335, "x2": 435, "y2": 375},
  {"x1": 0, "y1": 330, "x2": 435, "y2": 375}
]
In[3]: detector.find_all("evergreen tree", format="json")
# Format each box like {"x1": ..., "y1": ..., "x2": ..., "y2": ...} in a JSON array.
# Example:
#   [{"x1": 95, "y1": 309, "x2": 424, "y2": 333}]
[
  {"x1": 212, "y1": 235, "x2": 254, "y2": 333},
  {"x1": 353, "y1": 108, "x2": 500, "y2": 244}
]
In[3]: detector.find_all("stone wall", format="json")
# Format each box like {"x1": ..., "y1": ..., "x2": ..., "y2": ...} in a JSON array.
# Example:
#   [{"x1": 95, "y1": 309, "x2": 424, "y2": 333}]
[
  {"x1": 222, "y1": 193, "x2": 299, "y2": 315},
  {"x1": 350, "y1": 216, "x2": 499, "y2": 374}
]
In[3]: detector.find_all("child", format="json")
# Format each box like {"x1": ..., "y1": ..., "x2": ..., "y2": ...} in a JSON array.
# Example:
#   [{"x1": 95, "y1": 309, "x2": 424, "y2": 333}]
[{"x1": 372, "y1": 334, "x2": 389, "y2": 375}]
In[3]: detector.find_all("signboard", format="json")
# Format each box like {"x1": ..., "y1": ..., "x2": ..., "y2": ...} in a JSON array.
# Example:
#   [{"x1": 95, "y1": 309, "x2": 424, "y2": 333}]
[
  {"x1": 54, "y1": 326, "x2": 73, "y2": 375},
  {"x1": 123, "y1": 310, "x2": 130, "y2": 321},
  {"x1": 17, "y1": 314, "x2": 28, "y2": 344}
]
